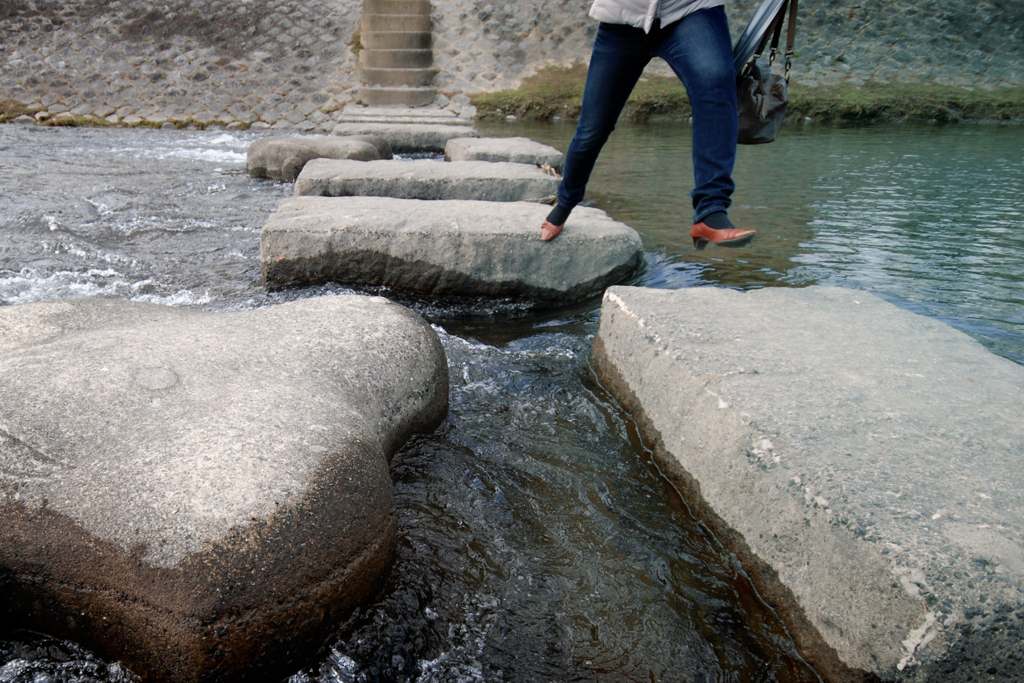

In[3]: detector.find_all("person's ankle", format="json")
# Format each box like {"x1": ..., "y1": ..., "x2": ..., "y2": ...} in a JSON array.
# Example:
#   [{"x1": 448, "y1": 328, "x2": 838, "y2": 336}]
[
  {"x1": 700, "y1": 211, "x2": 734, "y2": 230},
  {"x1": 546, "y1": 203, "x2": 573, "y2": 227}
]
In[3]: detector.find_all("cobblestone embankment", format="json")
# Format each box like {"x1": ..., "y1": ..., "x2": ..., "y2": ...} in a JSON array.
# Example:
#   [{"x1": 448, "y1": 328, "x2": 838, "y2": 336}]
[
  {"x1": 2, "y1": 1, "x2": 1022, "y2": 129},
  {"x1": 1, "y1": 0, "x2": 364, "y2": 130}
]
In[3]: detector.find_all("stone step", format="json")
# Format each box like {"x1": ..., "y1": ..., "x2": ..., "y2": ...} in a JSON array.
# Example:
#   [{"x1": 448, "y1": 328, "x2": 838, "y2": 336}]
[
  {"x1": 0, "y1": 295, "x2": 448, "y2": 682},
  {"x1": 363, "y1": 0, "x2": 432, "y2": 15},
  {"x1": 260, "y1": 197, "x2": 644, "y2": 305},
  {"x1": 357, "y1": 85, "x2": 436, "y2": 107},
  {"x1": 246, "y1": 135, "x2": 392, "y2": 182},
  {"x1": 342, "y1": 103, "x2": 458, "y2": 119},
  {"x1": 362, "y1": 13, "x2": 431, "y2": 32},
  {"x1": 338, "y1": 116, "x2": 464, "y2": 126},
  {"x1": 358, "y1": 66, "x2": 436, "y2": 87},
  {"x1": 332, "y1": 122, "x2": 478, "y2": 153},
  {"x1": 445, "y1": 137, "x2": 566, "y2": 171},
  {"x1": 295, "y1": 158, "x2": 559, "y2": 202},
  {"x1": 591, "y1": 285, "x2": 1024, "y2": 681},
  {"x1": 362, "y1": 30, "x2": 432, "y2": 50},
  {"x1": 359, "y1": 48, "x2": 434, "y2": 69}
]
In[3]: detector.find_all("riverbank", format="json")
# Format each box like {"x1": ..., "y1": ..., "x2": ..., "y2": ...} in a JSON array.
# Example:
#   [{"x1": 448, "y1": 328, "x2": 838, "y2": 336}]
[
  {"x1": 6, "y1": 69, "x2": 1024, "y2": 130},
  {"x1": 471, "y1": 63, "x2": 1024, "y2": 124}
]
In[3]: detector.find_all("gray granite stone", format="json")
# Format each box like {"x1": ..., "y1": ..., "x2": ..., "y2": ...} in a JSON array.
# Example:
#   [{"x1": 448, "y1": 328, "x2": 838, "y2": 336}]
[
  {"x1": 294, "y1": 158, "x2": 559, "y2": 202},
  {"x1": 591, "y1": 285, "x2": 1024, "y2": 683},
  {"x1": 0, "y1": 295, "x2": 447, "y2": 682},
  {"x1": 444, "y1": 136, "x2": 565, "y2": 171},
  {"x1": 331, "y1": 122, "x2": 478, "y2": 153},
  {"x1": 261, "y1": 196, "x2": 643, "y2": 304}
]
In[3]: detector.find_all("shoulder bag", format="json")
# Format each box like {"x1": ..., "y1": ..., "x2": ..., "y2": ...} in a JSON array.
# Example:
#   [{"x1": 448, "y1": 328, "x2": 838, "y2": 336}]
[{"x1": 736, "y1": 0, "x2": 798, "y2": 145}]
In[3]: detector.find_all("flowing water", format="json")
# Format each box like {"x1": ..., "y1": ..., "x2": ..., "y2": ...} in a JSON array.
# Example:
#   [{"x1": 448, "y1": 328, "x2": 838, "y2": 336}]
[{"x1": 0, "y1": 120, "x2": 1021, "y2": 683}]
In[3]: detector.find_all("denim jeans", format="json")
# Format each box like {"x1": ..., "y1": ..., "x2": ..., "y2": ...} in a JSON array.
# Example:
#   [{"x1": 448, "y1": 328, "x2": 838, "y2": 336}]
[{"x1": 557, "y1": 7, "x2": 738, "y2": 224}]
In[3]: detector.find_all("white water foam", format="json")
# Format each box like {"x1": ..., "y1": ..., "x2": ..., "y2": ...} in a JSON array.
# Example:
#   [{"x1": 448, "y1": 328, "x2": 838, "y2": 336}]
[{"x1": 0, "y1": 268, "x2": 211, "y2": 307}]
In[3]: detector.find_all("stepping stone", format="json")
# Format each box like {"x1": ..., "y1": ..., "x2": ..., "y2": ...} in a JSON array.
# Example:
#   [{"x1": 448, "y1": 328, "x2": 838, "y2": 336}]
[
  {"x1": 355, "y1": 86, "x2": 436, "y2": 108},
  {"x1": 592, "y1": 285, "x2": 1024, "y2": 682},
  {"x1": 332, "y1": 122, "x2": 478, "y2": 153},
  {"x1": 0, "y1": 296, "x2": 448, "y2": 683},
  {"x1": 337, "y1": 104, "x2": 463, "y2": 126},
  {"x1": 340, "y1": 104, "x2": 457, "y2": 119},
  {"x1": 294, "y1": 159, "x2": 559, "y2": 202},
  {"x1": 246, "y1": 135, "x2": 391, "y2": 182},
  {"x1": 260, "y1": 197, "x2": 644, "y2": 305},
  {"x1": 445, "y1": 137, "x2": 565, "y2": 172}
]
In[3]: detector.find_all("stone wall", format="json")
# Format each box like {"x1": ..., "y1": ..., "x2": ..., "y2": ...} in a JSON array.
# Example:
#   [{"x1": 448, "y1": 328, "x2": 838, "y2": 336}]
[
  {"x1": 429, "y1": 0, "x2": 1024, "y2": 91},
  {"x1": 1, "y1": 0, "x2": 1021, "y2": 129},
  {"x1": 1, "y1": 0, "x2": 363, "y2": 131}
]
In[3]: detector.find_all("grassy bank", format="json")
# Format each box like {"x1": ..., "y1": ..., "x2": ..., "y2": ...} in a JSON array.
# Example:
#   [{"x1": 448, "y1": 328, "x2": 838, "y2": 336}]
[
  {"x1": 471, "y1": 63, "x2": 1024, "y2": 124},
  {"x1": 0, "y1": 99, "x2": 33, "y2": 123}
]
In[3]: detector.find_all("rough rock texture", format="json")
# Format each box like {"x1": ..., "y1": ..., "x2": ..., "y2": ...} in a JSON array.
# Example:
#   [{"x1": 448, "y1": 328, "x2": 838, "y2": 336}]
[
  {"x1": 246, "y1": 135, "x2": 387, "y2": 182},
  {"x1": 0, "y1": 296, "x2": 449, "y2": 683},
  {"x1": 444, "y1": 136, "x2": 565, "y2": 171},
  {"x1": 294, "y1": 158, "x2": 558, "y2": 202},
  {"x1": 0, "y1": 0, "x2": 366, "y2": 131},
  {"x1": 337, "y1": 103, "x2": 475, "y2": 125},
  {"x1": 591, "y1": 286, "x2": 1024, "y2": 683},
  {"x1": 332, "y1": 122, "x2": 478, "y2": 152},
  {"x1": 260, "y1": 196, "x2": 643, "y2": 304}
]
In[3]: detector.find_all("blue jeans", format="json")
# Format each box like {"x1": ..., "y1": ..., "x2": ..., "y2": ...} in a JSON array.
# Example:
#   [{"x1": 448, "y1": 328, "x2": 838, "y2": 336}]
[{"x1": 557, "y1": 7, "x2": 738, "y2": 224}]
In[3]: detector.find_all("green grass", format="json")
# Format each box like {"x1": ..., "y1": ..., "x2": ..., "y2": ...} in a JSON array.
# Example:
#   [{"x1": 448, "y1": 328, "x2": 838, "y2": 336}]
[
  {"x1": 788, "y1": 83, "x2": 1024, "y2": 123},
  {"x1": 0, "y1": 102, "x2": 247, "y2": 129},
  {"x1": 0, "y1": 99, "x2": 33, "y2": 123},
  {"x1": 471, "y1": 64, "x2": 1024, "y2": 124}
]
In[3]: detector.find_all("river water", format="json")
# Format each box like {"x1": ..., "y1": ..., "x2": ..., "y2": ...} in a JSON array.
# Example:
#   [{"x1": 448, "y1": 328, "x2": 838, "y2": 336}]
[{"x1": 0, "y1": 120, "x2": 1021, "y2": 683}]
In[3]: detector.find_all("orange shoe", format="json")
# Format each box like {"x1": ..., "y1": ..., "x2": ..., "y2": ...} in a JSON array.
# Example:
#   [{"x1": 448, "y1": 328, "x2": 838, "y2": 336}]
[
  {"x1": 541, "y1": 221, "x2": 564, "y2": 241},
  {"x1": 690, "y1": 221, "x2": 756, "y2": 250}
]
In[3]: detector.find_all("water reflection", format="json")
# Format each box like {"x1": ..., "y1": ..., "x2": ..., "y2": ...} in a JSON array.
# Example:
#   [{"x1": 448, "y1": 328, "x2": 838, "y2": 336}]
[{"x1": 479, "y1": 120, "x2": 1024, "y2": 363}]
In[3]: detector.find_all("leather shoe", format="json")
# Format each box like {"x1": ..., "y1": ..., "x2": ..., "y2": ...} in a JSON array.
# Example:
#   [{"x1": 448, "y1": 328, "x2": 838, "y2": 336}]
[
  {"x1": 541, "y1": 221, "x2": 564, "y2": 241},
  {"x1": 690, "y1": 221, "x2": 756, "y2": 250}
]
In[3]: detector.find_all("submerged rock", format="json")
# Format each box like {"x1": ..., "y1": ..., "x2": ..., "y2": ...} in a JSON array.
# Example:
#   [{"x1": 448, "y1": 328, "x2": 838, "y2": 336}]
[
  {"x1": 294, "y1": 158, "x2": 559, "y2": 202},
  {"x1": 260, "y1": 196, "x2": 643, "y2": 305},
  {"x1": 246, "y1": 135, "x2": 389, "y2": 182},
  {"x1": 591, "y1": 285, "x2": 1024, "y2": 682},
  {"x1": 444, "y1": 136, "x2": 565, "y2": 171},
  {"x1": 0, "y1": 296, "x2": 448, "y2": 683}
]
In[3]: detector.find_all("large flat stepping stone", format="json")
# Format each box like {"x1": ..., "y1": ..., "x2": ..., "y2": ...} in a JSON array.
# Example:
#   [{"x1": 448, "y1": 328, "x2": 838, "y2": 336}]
[
  {"x1": 260, "y1": 197, "x2": 643, "y2": 304},
  {"x1": 445, "y1": 136, "x2": 565, "y2": 172},
  {"x1": 246, "y1": 135, "x2": 391, "y2": 182},
  {"x1": 0, "y1": 296, "x2": 448, "y2": 682},
  {"x1": 592, "y1": 285, "x2": 1024, "y2": 682},
  {"x1": 294, "y1": 158, "x2": 559, "y2": 202},
  {"x1": 332, "y1": 122, "x2": 478, "y2": 153}
]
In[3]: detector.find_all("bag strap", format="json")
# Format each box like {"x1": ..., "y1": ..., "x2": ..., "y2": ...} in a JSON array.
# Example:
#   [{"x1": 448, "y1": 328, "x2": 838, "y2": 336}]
[
  {"x1": 786, "y1": 0, "x2": 799, "y2": 56},
  {"x1": 746, "y1": 0, "x2": 798, "y2": 79},
  {"x1": 752, "y1": 0, "x2": 788, "y2": 63},
  {"x1": 767, "y1": 0, "x2": 787, "y2": 61},
  {"x1": 784, "y1": 0, "x2": 798, "y2": 81}
]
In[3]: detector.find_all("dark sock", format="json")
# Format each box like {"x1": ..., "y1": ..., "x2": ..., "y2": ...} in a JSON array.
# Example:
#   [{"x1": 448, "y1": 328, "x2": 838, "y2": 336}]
[
  {"x1": 701, "y1": 211, "x2": 734, "y2": 230},
  {"x1": 546, "y1": 203, "x2": 572, "y2": 227}
]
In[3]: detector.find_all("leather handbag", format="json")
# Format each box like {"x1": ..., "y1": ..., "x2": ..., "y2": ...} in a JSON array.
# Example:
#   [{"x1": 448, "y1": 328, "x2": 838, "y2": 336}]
[{"x1": 737, "y1": 0, "x2": 798, "y2": 145}]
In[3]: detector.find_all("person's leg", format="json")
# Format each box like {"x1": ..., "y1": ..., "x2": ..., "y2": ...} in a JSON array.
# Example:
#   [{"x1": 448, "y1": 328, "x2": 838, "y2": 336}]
[
  {"x1": 656, "y1": 7, "x2": 738, "y2": 224},
  {"x1": 543, "y1": 23, "x2": 649, "y2": 240}
]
